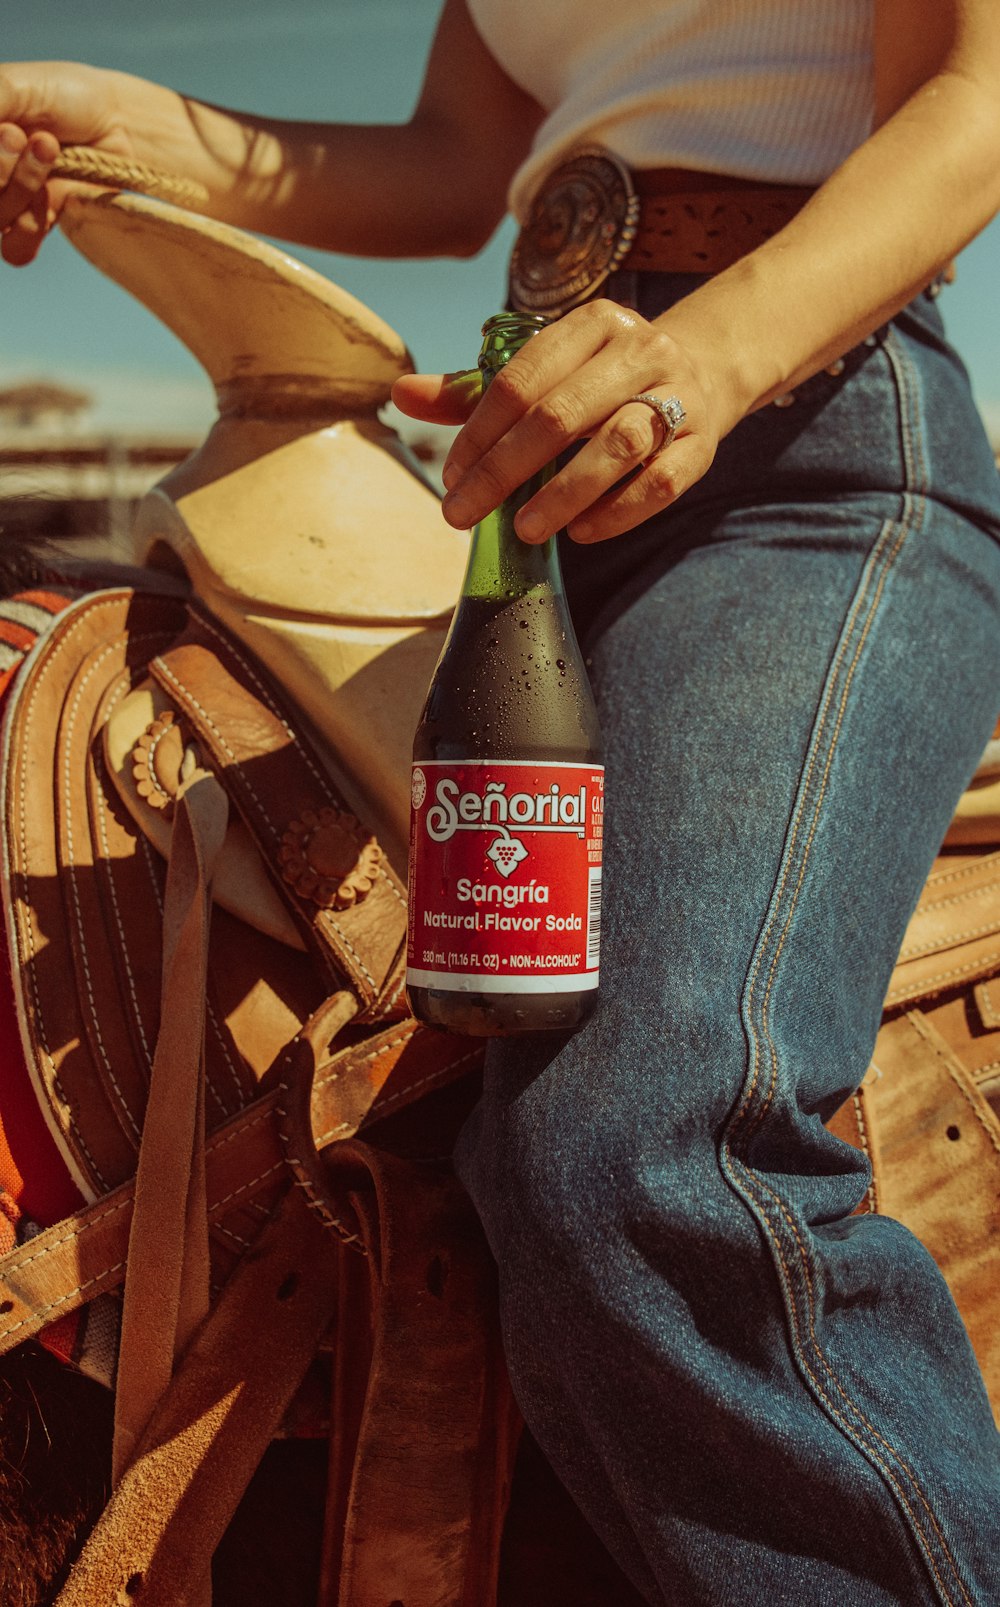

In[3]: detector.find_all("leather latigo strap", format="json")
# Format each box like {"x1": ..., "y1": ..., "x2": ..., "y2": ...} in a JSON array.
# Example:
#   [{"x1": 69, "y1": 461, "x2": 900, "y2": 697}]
[
  {"x1": 111, "y1": 768, "x2": 228, "y2": 1487},
  {"x1": 51, "y1": 1144, "x2": 518, "y2": 1607},
  {"x1": 54, "y1": 1179, "x2": 343, "y2": 1607},
  {"x1": 149, "y1": 604, "x2": 408, "y2": 1019},
  {"x1": 0, "y1": 1001, "x2": 481, "y2": 1358}
]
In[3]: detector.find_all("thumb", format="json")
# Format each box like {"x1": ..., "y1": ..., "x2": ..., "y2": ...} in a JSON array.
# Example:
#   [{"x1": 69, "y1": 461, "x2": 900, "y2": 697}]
[{"x1": 391, "y1": 368, "x2": 481, "y2": 425}]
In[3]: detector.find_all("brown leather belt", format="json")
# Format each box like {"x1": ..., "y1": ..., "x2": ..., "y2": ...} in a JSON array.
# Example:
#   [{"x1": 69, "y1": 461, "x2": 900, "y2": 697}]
[{"x1": 508, "y1": 147, "x2": 813, "y2": 316}]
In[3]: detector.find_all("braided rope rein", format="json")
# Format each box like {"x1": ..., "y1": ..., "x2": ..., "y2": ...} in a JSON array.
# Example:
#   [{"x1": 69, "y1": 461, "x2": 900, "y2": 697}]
[{"x1": 52, "y1": 146, "x2": 210, "y2": 209}]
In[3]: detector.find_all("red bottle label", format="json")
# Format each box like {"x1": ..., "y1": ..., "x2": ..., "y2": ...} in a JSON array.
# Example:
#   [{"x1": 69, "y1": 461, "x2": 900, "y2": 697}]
[{"x1": 407, "y1": 760, "x2": 604, "y2": 995}]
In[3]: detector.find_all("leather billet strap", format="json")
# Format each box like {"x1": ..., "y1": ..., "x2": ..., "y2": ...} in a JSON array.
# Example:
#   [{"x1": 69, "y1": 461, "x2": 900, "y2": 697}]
[
  {"x1": 112, "y1": 769, "x2": 228, "y2": 1487},
  {"x1": 52, "y1": 1144, "x2": 518, "y2": 1607},
  {"x1": 150, "y1": 603, "x2": 408, "y2": 1020},
  {"x1": 508, "y1": 147, "x2": 812, "y2": 315},
  {"x1": 0, "y1": 1013, "x2": 482, "y2": 1357}
]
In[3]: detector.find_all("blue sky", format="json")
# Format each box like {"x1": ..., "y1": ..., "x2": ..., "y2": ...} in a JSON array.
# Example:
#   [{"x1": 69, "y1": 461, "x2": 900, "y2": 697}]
[{"x1": 2, "y1": 0, "x2": 999, "y2": 440}]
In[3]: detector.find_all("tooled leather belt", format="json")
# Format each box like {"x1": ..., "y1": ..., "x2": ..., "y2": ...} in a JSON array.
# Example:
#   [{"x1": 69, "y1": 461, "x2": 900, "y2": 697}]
[{"x1": 508, "y1": 147, "x2": 813, "y2": 316}]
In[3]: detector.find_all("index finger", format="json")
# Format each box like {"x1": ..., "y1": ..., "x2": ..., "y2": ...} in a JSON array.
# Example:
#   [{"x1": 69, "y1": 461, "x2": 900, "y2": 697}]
[{"x1": 443, "y1": 303, "x2": 624, "y2": 479}]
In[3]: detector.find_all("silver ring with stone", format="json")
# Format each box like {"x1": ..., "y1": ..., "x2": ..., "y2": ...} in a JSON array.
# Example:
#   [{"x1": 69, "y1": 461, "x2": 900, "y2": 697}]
[{"x1": 628, "y1": 393, "x2": 687, "y2": 458}]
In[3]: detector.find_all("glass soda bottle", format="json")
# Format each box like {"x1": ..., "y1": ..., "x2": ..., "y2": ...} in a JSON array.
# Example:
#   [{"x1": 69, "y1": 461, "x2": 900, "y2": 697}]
[{"x1": 406, "y1": 311, "x2": 604, "y2": 1035}]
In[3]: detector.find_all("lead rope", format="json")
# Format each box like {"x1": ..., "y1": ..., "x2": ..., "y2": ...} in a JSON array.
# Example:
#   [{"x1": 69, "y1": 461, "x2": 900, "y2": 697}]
[{"x1": 53, "y1": 145, "x2": 210, "y2": 209}]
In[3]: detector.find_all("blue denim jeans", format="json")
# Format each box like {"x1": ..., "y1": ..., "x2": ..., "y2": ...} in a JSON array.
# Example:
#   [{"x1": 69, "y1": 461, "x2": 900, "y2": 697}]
[{"x1": 456, "y1": 273, "x2": 1000, "y2": 1605}]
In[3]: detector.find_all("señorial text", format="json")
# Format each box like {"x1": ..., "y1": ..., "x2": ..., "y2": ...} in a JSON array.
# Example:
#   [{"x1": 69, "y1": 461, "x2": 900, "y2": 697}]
[{"x1": 425, "y1": 780, "x2": 587, "y2": 843}]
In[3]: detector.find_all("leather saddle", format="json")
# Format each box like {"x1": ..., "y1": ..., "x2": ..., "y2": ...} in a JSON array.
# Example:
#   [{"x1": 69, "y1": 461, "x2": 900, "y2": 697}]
[
  {"x1": 0, "y1": 583, "x2": 515, "y2": 1606},
  {"x1": 0, "y1": 188, "x2": 996, "y2": 1604}
]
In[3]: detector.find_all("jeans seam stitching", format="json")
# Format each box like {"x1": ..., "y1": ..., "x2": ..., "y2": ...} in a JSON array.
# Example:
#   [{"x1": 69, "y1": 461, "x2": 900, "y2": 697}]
[
  {"x1": 733, "y1": 512, "x2": 901, "y2": 1134},
  {"x1": 734, "y1": 512, "x2": 968, "y2": 1597},
  {"x1": 723, "y1": 433, "x2": 973, "y2": 1602},
  {"x1": 849, "y1": 1090, "x2": 879, "y2": 1213},
  {"x1": 885, "y1": 323, "x2": 930, "y2": 494},
  {"x1": 748, "y1": 511, "x2": 913, "y2": 1136},
  {"x1": 731, "y1": 1172, "x2": 962, "y2": 1606}
]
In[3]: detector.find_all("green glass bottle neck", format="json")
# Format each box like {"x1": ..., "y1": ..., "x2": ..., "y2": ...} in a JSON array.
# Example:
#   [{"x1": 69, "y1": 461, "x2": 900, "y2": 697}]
[
  {"x1": 460, "y1": 311, "x2": 565, "y2": 603},
  {"x1": 460, "y1": 465, "x2": 564, "y2": 601}
]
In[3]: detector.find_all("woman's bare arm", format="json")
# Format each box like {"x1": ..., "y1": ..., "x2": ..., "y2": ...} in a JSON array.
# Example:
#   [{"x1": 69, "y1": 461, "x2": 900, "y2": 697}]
[
  {"x1": 666, "y1": 0, "x2": 1000, "y2": 428},
  {"x1": 0, "y1": 0, "x2": 542, "y2": 264},
  {"x1": 396, "y1": 0, "x2": 1000, "y2": 546}
]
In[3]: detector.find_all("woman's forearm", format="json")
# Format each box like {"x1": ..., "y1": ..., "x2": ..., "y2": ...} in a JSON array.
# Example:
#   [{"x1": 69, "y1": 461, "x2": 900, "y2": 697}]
[
  {"x1": 1, "y1": 0, "x2": 541, "y2": 263},
  {"x1": 139, "y1": 91, "x2": 501, "y2": 256},
  {"x1": 660, "y1": 60, "x2": 1000, "y2": 435},
  {"x1": 121, "y1": 0, "x2": 540, "y2": 257}
]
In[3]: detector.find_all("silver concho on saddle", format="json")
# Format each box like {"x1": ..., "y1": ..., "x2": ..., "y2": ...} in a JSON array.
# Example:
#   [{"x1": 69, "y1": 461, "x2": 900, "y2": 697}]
[{"x1": 508, "y1": 147, "x2": 640, "y2": 315}]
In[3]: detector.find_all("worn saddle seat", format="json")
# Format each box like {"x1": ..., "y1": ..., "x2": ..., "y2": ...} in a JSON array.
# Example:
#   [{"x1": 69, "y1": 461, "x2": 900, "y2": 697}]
[{"x1": 0, "y1": 189, "x2": 996, "y2": 1603}]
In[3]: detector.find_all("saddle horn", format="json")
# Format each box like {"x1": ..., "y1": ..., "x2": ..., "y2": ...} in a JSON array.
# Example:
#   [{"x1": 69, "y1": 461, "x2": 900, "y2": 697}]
[{"x1": 59, "y1": 189, "x2": 468, "y2": 873}]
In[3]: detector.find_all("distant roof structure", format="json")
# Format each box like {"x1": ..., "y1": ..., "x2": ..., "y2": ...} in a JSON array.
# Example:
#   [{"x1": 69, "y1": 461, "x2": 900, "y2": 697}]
[{"x1": 0, "y1": 381, "x2": 92, "y2": 425}]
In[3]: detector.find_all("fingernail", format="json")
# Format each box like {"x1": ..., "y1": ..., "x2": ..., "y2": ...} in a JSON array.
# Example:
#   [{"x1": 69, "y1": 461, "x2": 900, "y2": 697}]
[
  {"x1": 570, "y1": 520, "x2": 592, "y2": 543},
  {"x1": 1, "y1": 127, "x2": 23, "y2": 155},
  {"x1": 516, "y1": 511, "x2": 546, "y2": 542},
  {"x1": 443, "y1": 368, "x2": 482, "y2": 402},
  {"x1": 441, "y1": 462, "x2": 461, "y2": 492}
]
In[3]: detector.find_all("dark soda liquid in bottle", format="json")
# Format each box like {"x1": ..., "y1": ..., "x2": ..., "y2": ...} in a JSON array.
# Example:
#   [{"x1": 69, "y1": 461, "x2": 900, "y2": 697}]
[{"x1": 407, "y1": 312, "x2": 604, "y2": 1035}]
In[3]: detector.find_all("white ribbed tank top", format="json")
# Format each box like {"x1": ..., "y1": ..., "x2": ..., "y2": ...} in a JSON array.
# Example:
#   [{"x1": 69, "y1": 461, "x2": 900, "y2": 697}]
[{"x1": 466, "y1": 0, "x2": 874, "y2": 219}]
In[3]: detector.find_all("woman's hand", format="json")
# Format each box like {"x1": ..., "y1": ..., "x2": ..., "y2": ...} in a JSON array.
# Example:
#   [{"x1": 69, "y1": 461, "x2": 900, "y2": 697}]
[
  {"x1": 392, "y1": 300, "x2": 719, "y2": 545},
  {"x1": 0, "y1": 62, "x2": 134, "y2": 265}
]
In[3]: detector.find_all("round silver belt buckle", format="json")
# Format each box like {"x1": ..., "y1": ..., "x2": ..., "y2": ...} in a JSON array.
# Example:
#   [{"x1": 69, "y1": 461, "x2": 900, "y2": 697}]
[{"x1": 508, "y1": 147, "x2": 640, "y2": 317}]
